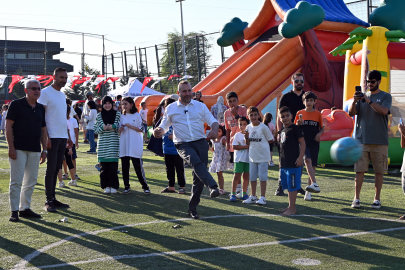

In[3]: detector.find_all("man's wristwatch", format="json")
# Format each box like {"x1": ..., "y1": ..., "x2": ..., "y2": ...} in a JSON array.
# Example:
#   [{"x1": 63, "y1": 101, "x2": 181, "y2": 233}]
[
  {"x1": 42, "y1": 150, "x2": 48, "y2": 154},
  {"x1": 368, "y1": 100, "x2": 373, "y2": 105}
]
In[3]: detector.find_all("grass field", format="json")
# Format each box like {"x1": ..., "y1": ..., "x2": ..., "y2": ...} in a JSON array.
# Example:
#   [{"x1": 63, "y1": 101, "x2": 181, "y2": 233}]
[{"x1": 1, "y1": 133, "x2": 405, "y2": 270}]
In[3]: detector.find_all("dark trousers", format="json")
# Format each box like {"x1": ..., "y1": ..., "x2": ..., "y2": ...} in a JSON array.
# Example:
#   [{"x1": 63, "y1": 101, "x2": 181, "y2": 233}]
[
  {"x1": 100, "y1": 162, "x2": 119, "y2": 189},
  {"x1": 45, "y1": 138, "x2": 67, "y2": 201},
  {"x1": 175, "y1": 139, "x2": 218, "y2": 211},
  {"x1": 63, "y1": 148, "x2": 74, "y2": 170},
  {"x1": 121, "y1": 157, "x2": 149, "y2": 190},
  {"x1": 164, "y1": 153, "x2": 186, "y2": 187}
]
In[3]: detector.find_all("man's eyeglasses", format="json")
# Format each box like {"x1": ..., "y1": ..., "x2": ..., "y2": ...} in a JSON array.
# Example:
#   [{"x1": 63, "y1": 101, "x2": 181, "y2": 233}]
[
  {"x1": 366, "y1": 80, "x2": 377, "y2": 84},
  {"x1": 294, "y1": 80, "x2": 304, "y2": 84},
  {"x1": 27, "y1": 87, "x2": 41, "y2": 91}
]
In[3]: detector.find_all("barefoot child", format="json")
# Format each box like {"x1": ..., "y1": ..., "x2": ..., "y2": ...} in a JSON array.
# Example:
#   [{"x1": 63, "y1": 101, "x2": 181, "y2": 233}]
[
  {"x1": 209, "y1": 124, "x2": 231, "y2": 195},
  {"x1": 278, "y1": 106, "x2": 306, "y2": 216},
  {"x1": 294, "y1": 92, "x2": 324, "y2": 201},
  {"x1": 242, "y1": 107, "x2": 274, "y2": 205},
  {"x1": 229, "y1": 116, "x2": 250, "y2": 202}
]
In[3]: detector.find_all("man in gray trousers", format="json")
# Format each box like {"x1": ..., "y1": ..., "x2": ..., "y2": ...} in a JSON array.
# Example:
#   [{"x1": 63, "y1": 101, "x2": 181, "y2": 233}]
[{"x1": 154, "y1": 81, "x2": 219, "y2": 219}]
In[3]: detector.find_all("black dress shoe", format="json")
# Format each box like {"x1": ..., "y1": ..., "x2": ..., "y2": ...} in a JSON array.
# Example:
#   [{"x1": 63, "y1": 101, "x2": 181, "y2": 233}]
[
  {"x1": 44, "y1": 201, "x2": 57, "y2": 212},
  {"x1": 19, "y1": 209, "x2": 42, "y2": 218},
  {"x1": 53, "y1": 199, "x2": 70, "y2": 208},
  {"x1": 9, "y1": 211, "x2": 19, "y2": 222},
  {"x1": 210, "y1": 188, "x2": 219, "y2": 198},
  {"x1": 274, "y1": 184, "x2": 285, "y2": 196},
  {"x1": 297, "y1": 188, "x2": 306, "y2": 195},
  {"x1": 188, "y1": 210, "x2": 200, "y2": 219}
]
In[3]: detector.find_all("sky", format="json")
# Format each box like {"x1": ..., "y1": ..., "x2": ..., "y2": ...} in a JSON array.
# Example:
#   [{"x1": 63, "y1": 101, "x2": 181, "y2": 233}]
[{"x1": 0, "y1": 0, "x2": 371, "y2": 75}]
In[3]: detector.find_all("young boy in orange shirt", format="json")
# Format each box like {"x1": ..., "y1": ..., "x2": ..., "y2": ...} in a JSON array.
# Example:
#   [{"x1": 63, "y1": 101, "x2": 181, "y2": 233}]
[{"x1": 294, "y1": 92, "x2": 324, "y2": 201}]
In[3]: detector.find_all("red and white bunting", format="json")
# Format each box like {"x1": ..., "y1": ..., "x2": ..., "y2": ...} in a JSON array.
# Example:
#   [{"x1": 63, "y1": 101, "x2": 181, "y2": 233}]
[
  {"x1": 141, "y1": 77, "x2": 153, "y2": 93},
  {"x1": 8, "y1": 75, "x2": 25, "y2": 93}
]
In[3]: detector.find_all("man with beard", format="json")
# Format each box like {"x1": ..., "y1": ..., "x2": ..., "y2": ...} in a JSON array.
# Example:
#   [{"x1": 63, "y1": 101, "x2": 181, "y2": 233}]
[
  {"x1": 153, "y1": 81, "x2": 220, "y2": 219},
  {"x1": 349, "y1": 70, "x2": 392, "y2": 209},
  {"x1": 275, "y1": 73, "x2": 306, "y2": 196},
  {"x1": 38, "y1": 67, "x2": 73, "y2": 212}
]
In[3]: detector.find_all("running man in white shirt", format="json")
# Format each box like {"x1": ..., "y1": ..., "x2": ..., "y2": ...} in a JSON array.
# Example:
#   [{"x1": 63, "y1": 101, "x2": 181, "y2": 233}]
[{"x1": 154, "y1": 81, "x2": 220, "y2": 219}]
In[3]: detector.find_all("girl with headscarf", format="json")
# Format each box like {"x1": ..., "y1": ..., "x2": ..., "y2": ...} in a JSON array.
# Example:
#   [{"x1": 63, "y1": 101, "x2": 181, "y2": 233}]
[
  {"x1": 210, "y1": 96, "x2": 228, "y2": 125},
  {"x1": 94, "y1": 96, "x2": 121, "y2": 194}
]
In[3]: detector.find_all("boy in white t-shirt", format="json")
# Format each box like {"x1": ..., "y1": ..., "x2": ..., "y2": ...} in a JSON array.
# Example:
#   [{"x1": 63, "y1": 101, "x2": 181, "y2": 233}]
[
  {"x1": 243, "y1": 106, "x2": 274, "y2": 205},
  {"x1": 140, "y1": 102, "x2": 149, "y2": 143},
  {"x1": 230, "y1": 116, "x2": 250, "y2": 202}
]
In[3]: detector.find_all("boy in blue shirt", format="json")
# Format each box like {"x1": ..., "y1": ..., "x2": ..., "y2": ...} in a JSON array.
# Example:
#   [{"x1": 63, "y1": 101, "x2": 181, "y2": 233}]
[{"x1": 161, "y1": 98, "x2": 186, "y2": 194}]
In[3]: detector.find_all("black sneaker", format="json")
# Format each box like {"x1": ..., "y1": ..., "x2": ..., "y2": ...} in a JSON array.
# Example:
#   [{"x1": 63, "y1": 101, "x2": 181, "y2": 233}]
[
  {"x1": 297, "y1": 188, "x2": 306, "y2": 195},
  {"x1": 210, "y1": 188, "x2": 220, "y2": 198},
  {"x1": 144, "y1": 189, "x2": 151, "y2": 195},
  {"x1": 122, "y1": 186, "x2": 131, "y2": 194},
  {"x1": 44, "y1": 201, "x2": 57, "y2": 212},
  {"x1": 188, "y1": 210, "x2": 200, "y2": 219},
  {"x1": 19, "y1": 209, "x2": 42, "y2": 218},
  {"x1": 371, "y1": 200, "x2": 381, "y2": 209},
  {"x1": 53, "y1": 199, "x2": 69, "y2": 208},
  {"x1": 275, "y1": 183, "x2": 285, "y2": 196},
  {"x1": 9, "y1": 211, "x2": 19, "y2": 222}
]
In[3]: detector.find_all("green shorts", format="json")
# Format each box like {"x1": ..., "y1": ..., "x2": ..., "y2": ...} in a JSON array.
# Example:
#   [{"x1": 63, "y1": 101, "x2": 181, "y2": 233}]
[{"x1": 234, "y1": 162, "x2": 249, "y2": 173}]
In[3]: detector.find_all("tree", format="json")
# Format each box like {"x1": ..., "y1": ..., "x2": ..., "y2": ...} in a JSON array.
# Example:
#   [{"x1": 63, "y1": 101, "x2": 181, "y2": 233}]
[
  {"x1": 158, "y1": 30, "x2": 212, "y2": 94},
  {"x1": 64, "y1": 63, "x2": 109, "y2": 99}
]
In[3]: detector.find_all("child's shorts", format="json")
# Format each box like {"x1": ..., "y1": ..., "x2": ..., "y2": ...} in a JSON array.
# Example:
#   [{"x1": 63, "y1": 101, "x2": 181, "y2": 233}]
[
  {"x1": 304, "y1": 143, "x2": 319, "y2": 166},
  {"x1": 280, "y1": 167, "x2": 301, "y2": 192},
  {"x1": 250, "y1": 162, "x2": 268, "y2": 182},
  {"x1": 72, "y1": 144, "x2": 77, "y2": 160},
  {"x1": 234, "y1": 162, "x2": 249, "y2": 173}
]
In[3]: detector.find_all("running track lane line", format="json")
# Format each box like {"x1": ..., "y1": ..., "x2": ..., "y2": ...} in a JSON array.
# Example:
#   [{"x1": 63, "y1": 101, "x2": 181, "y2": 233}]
[{"x1": 12, "y1": 214, "x2": 405, "y2": 269}]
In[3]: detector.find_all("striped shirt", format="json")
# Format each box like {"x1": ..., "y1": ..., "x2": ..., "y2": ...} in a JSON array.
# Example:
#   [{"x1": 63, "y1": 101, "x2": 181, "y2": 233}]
[{"x1": 94, "y1": 112, "x2": 121, "y2": 162}]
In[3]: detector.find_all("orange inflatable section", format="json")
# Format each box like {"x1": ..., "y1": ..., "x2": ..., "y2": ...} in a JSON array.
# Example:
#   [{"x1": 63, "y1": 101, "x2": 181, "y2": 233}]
[
  {"x1": 192, "y1": 38, "x2": 257, "y2": 93},
  {"x1": 142, "y1": 95, "x2": 166, "y2": 126},
  {"x1": 199, "y1": 42, "x2": 276, "y2": 96},
  {"x1": 320, "y1": 109, "x2": 354, "y2": 141},
  {"x1": 243, "y1": 0, "x2": 276, "y2": 40}
]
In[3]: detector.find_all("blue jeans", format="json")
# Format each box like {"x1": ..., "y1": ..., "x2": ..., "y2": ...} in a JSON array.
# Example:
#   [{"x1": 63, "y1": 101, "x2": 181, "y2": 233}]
[{"x1": 86, "y1": 129, "x2": 97, "y2": 152}]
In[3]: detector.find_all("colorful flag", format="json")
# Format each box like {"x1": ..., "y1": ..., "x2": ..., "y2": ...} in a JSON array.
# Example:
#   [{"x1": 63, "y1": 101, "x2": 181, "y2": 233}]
[
  {"x1": 168, "y1": 74, "x2": 181, "y2": 80},
  {"x1": 0, "y1": 75, "x2": 7, "y2": 88},
  {"x1": 8, "y1": 75, "x2": 24, "y2": 93},
  {"x1": 181, "y1": 75, "x2": 193, "y2": 80},
  {"x1": 141, "y1": 77, "x2": 153, "y2": 93}
]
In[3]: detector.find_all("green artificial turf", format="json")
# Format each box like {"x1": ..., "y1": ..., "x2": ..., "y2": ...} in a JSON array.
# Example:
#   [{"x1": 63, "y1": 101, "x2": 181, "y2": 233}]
[{"x1": 0, "y1": 133, "x2": 405, "y2": 269}]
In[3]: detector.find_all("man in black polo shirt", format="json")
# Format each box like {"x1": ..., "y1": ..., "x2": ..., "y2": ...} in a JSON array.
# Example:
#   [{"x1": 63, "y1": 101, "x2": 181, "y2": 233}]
[
  {"x1": 6, "y1": 79, "x2": 47, "y2": 222},
  {"x1": 275, "y1": 73, "x2": 306, "y2": 196}
]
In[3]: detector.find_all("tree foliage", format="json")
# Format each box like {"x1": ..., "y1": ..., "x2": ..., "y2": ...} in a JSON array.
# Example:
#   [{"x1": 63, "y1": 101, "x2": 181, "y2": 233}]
[{"x1": 158, "y1": 30, "x2": 212, "y2": 93}]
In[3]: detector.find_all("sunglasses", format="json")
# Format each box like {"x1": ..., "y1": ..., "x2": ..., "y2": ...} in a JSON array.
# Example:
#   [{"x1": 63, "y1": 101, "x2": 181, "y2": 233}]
[
  {"x1": 366, "y1": 80, "x2": 377, "y2": 84},
  {"x1": 294, "y1": 80, "x2": 304, "y2": 84},
  {"x1": 28, "y1": 87, "x2": 41, "y2": 91}
]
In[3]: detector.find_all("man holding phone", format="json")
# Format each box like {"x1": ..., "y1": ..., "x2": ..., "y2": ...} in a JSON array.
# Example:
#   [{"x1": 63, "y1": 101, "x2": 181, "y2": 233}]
[{"x1": 349, "y1": 70, "x2": 392, "y2": 209}]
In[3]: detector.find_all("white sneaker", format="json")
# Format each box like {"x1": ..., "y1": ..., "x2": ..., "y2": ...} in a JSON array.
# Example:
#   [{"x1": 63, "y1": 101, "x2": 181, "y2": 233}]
[
  {"x1": 59, "y1": 181, "x2": 65, "y2": 188},
  {"x1": 351, "y1": 199, "x2": 361, "y2": 208},
  {"x1": 104, "y1": 187, "x2": 111, "y2": 194},
  {"x1": 242, "y1": 195, "x2": 257, "y2": 204},
  {"x1": 62, "y1": 174, "x2": 70, "y2": 180},
  {"x1": 304, "y1": 191, "x2": 312, "y2": 201},
  {"x1": 256, "y1": 196, "x2": 266, "y2": 205},
  {"x1": 110, "y1": 188, "x2": 118, "y2": 194},
  {"x1": 306, "y1": 183, "x2": 320, "y2": 193},
  {"x1": 68, "y1": 180, "x2": 78, "y2": 186}
]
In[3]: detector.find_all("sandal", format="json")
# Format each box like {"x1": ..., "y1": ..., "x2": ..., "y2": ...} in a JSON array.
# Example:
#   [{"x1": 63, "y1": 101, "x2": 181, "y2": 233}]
[
  {"x1": 178, "y1": 188, "x2": 186, "y2": 194},
  {"x1": 161, "y1": 187, "x2": 175, "y2": 193},
  {"x1": 219, "y1": 189, "x2": 226, "y2": 195},
  {"x1": 399, "y1": 215, "x2": 405, "y2": 220}
]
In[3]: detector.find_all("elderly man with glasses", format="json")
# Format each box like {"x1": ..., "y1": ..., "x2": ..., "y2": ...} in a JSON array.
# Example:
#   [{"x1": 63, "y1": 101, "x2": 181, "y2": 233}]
[
  {"x1": 6, "y1": 79, "x2": 47, "y2": 222},
  {"x1": 349, "y1": 70, "x2": 392, "y2": 209}
]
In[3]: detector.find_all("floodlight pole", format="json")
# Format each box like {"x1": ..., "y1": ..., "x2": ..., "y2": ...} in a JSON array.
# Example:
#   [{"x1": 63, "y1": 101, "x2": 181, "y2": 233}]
[{"x1": 176, "y1": 0, "x2": 187, "y2": 76}]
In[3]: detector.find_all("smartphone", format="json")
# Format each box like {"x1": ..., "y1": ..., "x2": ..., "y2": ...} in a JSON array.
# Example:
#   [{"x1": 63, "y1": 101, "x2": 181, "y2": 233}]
[
  {"x1": 355, "y1": 86, "x2": 366, "y2": 102},
  {"x1": 355, "y1": 86, "x2": 362, "y2": 92},
  {"x1": 400, "y1": 118, "x2": 403, "y2": 125}
]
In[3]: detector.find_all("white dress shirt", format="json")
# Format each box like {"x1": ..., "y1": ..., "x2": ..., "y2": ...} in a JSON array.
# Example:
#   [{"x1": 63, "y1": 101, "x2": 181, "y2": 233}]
[{"x1": 159, "y1": 99, "x2": 218, "y2": 143}]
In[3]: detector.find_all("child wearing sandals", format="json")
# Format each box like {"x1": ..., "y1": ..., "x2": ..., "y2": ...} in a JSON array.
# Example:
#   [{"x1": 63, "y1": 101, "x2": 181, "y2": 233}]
[
  {"x1": 119, "y1": 97, "x2": 151, "y2": 195},
  {"x1": 161, "y1": 98, "x2": 186, "y2": 194},
  {"x1": 94, "y1": 96, "x2": 121, "y2": 194},
  {"x1": 209, "y1": 124, "x2": 231, "y2": 195}
]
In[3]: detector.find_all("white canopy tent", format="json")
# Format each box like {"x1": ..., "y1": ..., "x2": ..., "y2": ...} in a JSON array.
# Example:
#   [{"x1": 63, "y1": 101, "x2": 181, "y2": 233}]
[{"x1": 108, "y1": 79, "x2": 164, "y2": 97}]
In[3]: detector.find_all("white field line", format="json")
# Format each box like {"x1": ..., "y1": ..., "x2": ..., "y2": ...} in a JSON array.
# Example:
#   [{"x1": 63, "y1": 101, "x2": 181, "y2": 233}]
[{"x1": 12, "y1": 214, "x2": 405, "y2": 270}]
